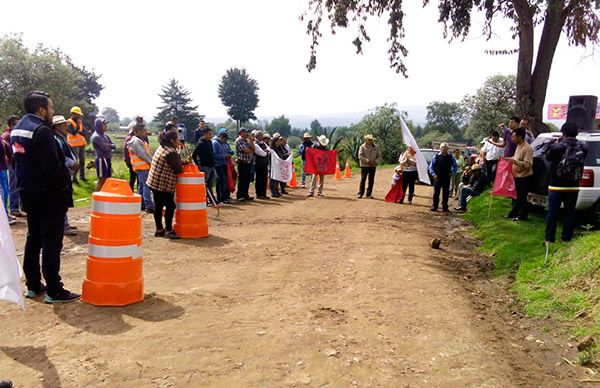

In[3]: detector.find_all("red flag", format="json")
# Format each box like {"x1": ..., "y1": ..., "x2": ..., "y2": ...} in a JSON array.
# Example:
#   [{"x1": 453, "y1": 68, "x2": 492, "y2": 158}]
[
  {"x1": 305, "y1": 148, "x2": 338, "y2": 175},
  {"x1": 385, "y1": 175, "x2": 405, "y2": 203},
  {"x1": 227, "y1": 158, "x2": 237, "y2": 193},
  {"x1": 492, "y1": 158, "x2": 517, "y2": 199}
]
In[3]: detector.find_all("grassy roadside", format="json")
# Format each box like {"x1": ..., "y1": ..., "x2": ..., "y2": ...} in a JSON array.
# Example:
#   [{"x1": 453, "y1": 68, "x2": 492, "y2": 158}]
[{"x1": 464, "y1": 192, "x2": 600, "y2": 340}]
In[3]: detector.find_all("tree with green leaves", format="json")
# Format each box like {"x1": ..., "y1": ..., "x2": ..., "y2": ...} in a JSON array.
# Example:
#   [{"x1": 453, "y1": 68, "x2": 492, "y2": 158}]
[
  {"x1": 351, "y1": 103, "x2": 404, "y2": 164},
  {"x1": 424, "y1": 101, "x2": 467, "y2": 141},
  {"x1": 462, "y1": 74, "x2": 517, "y2": 142},
  {"x1": 302, "y1": 0, "x2": 600, "y2": 136},
  {"x1": 266, "y1": 115, "x2": 292, "y2": 137},
  {"x1": 101, "y1": 107, "x2": 120, "y2": 124},
  {"x1": 0, "y1": 34, "x2": 103, "y2": 129},
  {"x1": 310, "y1": 119, "x2": 323, "y2": 136},
  {"x1": 155, "y1": 78, "x2": 201, "y2": 140},
  {"x1": 218, "y1": 68, "x2": 260, "y2": 129}
]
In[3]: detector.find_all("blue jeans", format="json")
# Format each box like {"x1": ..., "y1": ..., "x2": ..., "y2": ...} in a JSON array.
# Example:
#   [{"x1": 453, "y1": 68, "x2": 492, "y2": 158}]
[
  {"x1": 201, "y1": 166, "x2": 216, "y2": 203},
  {"x1": 8, "y1": 165, "x2": 19, "y2": 212},
  {"x1": 545, "y1": 190, "x2": 579, "y2": 242},
  {"x1": 214, "y1": 165, "x2": 229, "y2": 202},
  {"x1": 459, "y1": 186, "x2": 480, "y2": 209},
  {"x1": 136, "y1": 169, "x2": 154, "y2": 210},
  {"x1": 0, "y1": 170, "x2": 8, "y2": 213}
]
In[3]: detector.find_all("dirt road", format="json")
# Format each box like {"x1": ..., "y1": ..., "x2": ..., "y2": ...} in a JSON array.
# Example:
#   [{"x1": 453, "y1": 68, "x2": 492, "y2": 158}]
[{"x1": 0, "y1": 170, "x2": 588, "y2": 387}]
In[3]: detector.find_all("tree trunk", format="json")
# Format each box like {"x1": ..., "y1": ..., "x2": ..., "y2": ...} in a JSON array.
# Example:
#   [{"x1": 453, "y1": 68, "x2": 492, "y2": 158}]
[
  {"x1": 528, "y1": 0, "x2": 567, "y2": 136},
  {"x1": 513, "y1": 0, "x2": 535, "y2": 125}
]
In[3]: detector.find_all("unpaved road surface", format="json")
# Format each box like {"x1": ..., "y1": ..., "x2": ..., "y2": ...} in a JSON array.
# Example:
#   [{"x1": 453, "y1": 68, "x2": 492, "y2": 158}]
[{"x1": 0, "y1": 170, "x2": 589, "y2": 387}]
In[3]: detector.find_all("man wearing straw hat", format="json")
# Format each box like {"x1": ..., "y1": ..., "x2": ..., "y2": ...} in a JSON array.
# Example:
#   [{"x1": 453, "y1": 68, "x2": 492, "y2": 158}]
[
  {"x1": 298, "y1": 132, "x2": 314, "y2": 188},
  {"x1": 307, "y1": 135, "x2": 330, "y2": 197},
  {"x1": 357, "y1": 134, "x2": 380, "y2": 199},
  {"x1": 454, "y1": 163, "x2": 488, "y2": 212}
]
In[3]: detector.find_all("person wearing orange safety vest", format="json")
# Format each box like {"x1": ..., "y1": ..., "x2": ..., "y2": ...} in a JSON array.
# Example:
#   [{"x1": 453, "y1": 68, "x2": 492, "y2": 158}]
[
  {"x1": 66, "y1": 106, "x2": 88, "y2": 183},
  {"x1": 127, "y1": 123, "x2": 154, "y2": 213}
]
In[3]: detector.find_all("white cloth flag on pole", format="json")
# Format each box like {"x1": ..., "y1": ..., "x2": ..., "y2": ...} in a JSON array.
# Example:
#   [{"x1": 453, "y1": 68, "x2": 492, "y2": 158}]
[
  {"x1": 270, "y1": 152, "x2": 293, "y2": 182},
  {"x1": 0, "y1": 208, "x2": 24, "y2": 309},
  {"x1": 400, "y1": 116, "x2": 431, "y2": 186}
]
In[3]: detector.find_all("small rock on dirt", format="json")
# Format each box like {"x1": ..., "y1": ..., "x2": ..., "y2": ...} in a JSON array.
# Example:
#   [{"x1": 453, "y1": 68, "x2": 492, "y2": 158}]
[
  {"x1": 430, "y1": 238, "x2": 442, "y2": 249},
  {"x1": 324, "y1": 349, "x2": 338, "y2": 357},
  {"x1": 577, "y1": 335, "x2": 595, "y2": 351}
]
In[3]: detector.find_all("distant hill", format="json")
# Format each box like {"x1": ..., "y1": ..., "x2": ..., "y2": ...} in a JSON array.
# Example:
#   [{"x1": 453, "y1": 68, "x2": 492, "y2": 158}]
[{"x1": 204, "y1": 105, "x2": 427, "y2": 129}]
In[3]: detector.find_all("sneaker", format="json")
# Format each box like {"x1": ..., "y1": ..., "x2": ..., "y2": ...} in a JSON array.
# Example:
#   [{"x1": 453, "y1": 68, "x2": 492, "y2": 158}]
[
  {"x1": 272, "y1": 194, "x2": 282, "y2": 198},
  {"x1": 442, "y1": 208, "x2": 450, "y2": 213},
  {"x1": 307, "y1": 193, "x2": 314, "y2": 197},
  {"x1": 68, "y1": 225, "x2": 78, "y2": 230},
  {"x1": 357, "y1": 194, "x2": 363, "y2": 199},
  {"x1": 25, "y1": 285, "x2": 47, "y2": 298},
  {"x1": 407, "y1": 200, "x2": 412, "y2": 204},
  {"x1": 237, "y1": 197, "x2": 246, "y2": 202},
  {"x1": 301, "y1": 184, "x2": 306, "y2": 188},
  {"x1": 207, "y1": 202, "x2": 214, "y2": 207},
  {"x1": 430, "y1": 207, "x2": 438, "y2": 212},
  {"x1": 257, "y1": 196, "x2": 270, "y2": 200},
  {"x1": 44, "y1": 289, "x2": 81, "y2": 304},
  {"x1": 10, "y1": 211, "x2": 23, "y2": 217},
  {"x1": 281, "y1": 191, "x2": 288, "y2": 195},
  {"x1": 155, "y1": 228, "x2": 166, "y2": 237},
  {"x1": 317, "y1": 193, "x2": 324, "y2": 197},
  {"x1": 8, "y1": 218, "x2": 16, "y2": 225},
  {"x1": 223, "y1": 199, "x2": 232, "y2": 204},
  {"x1": 245, "y1": 196, "x2": 255, "y2": 201},
  {"x1": 0, "y1": 379, "x2": 13, "y2": 388},
  {"x1": 165, "y1": 230, "x2": 180, "y2": 240},
  {"x1": 454, "y1": 206, "x2": 466, "y2": 212},
  {"x1": 366, "y1": 195, "x2": 373, "y2": 199},
  {"x1": 63, "y1": 227, "x2": 77, "y2": 236}
]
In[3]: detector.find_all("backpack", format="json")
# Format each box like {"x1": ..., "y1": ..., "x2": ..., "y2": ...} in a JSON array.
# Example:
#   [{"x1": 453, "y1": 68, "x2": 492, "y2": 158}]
[{"x1": 556, "y1": 141, "x2": 585, "y2": 181}]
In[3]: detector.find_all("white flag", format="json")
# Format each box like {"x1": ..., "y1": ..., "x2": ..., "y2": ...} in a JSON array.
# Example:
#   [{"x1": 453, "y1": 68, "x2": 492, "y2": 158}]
[
  {"x1": 400, "y1": 116, "x2": 431, "y2": 186},
  {"x1": 270, "y1": 152, "x2": 293, "y2": 182},
  {"x1": 0, "y1": 208, "x2": 24, "y2": 309}
]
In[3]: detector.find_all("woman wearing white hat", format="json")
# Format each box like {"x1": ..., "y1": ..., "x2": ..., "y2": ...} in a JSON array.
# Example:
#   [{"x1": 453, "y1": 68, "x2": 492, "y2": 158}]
[{"x1": 307, "y1": 135, "x2": 329, "y2": 197}]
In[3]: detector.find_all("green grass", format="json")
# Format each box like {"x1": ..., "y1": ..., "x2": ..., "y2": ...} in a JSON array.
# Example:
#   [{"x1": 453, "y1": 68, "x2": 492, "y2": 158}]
[{"x1": 464, "y1": 192, "x2": 600, "y2": 337}]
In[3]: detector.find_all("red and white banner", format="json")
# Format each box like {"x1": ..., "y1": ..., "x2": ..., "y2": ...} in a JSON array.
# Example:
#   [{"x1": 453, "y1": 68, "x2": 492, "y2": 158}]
[
  {"x1": 270, "y1": 152, "x2": 293, "y2": 182},
  {"x1": 492, "y1": 158, "x2": 517, "y2": 200},
  {"x1": 305, "y1": 148, "x2": 338, "y2": 175}
]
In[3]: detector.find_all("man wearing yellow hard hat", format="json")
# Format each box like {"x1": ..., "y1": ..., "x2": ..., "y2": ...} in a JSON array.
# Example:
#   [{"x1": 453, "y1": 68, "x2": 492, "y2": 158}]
[{"x1": 67, "y1": 106, "x2": 87, "y2": 183}]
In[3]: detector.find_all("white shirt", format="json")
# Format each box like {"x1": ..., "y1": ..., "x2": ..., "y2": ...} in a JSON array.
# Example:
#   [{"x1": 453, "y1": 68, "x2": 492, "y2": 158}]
[{"x1": 480, "y1": 138, "x2": 503, "y2": 161}]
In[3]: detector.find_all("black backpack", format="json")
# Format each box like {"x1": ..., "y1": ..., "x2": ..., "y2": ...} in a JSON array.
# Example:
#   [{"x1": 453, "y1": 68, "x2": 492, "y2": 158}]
[{"x1": 556, "y1": 141, "x2": 585, "y2": 181}]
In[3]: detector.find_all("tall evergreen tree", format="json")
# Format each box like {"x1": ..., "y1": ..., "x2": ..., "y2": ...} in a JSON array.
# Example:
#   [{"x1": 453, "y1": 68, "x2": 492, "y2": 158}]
[
  {"x1": 155, "y1": 78, "x2": 201, "y2": 139},
  {"x1": 218, "y1": 68, "x2": 259, "y2": 129}
]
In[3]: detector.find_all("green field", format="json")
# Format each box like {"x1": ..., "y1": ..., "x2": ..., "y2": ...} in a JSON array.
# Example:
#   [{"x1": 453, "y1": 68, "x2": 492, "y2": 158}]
[{"x1": 464, "y1": 192, "x2": 600, "y2": 342}]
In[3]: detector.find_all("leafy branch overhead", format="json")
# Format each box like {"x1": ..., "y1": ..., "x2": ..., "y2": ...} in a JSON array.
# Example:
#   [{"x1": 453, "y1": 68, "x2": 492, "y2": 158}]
[{"x1": 303, "y1": 0, "x2": 599, "y2": 76}]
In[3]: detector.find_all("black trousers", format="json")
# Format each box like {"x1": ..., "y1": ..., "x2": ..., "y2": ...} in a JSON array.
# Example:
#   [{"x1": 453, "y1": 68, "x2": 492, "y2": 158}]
[
  {"x1": 358, "y1": 167, "x2": 376, "y2": 196},
  {"x1": 152, "y1": 189, "x2": 176, "y2": 230},
  {"x1": 402, "y1": 170, "x2": 418, "y2": 201},
  {"x1": 237, "y1": 162, "x2": 252, "y2": 199},
  {"x1": 22, "y1": 197, "x2": 66, "y2": 297},
  {"x1": 485, "y1": 159, "x2": 498, "y2": 183},
  {"x1": 255, "y1": 164, "x2": 268, "y2": 197},
  {"x1": 510, "y1": 176, "x2": 531, "y2": 219},
  {"x1": 432, "y1": 178, "x2": 451, "y2": 210},
  {"x1": 128, "y1": 164, "x2": 137, "y2": 191},
  {"x1": 215, "y1": 165, "x2": 229, "y2": 202}
]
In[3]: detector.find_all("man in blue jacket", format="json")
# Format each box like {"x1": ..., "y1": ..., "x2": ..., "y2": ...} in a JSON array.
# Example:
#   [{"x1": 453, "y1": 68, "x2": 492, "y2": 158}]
[
  {"x1": 10, "y1": 91, "x2": 80, "y2": 303},
  {"x1": 212, "y1": 128, "x2": 233, "y2": 204},
  {"x1": 428, "y1": 142, "x2": 457, "y2": 212}
]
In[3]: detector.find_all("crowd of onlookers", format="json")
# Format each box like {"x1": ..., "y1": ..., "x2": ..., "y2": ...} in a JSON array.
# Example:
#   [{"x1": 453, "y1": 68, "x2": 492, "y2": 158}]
[{"x1": 0, "y1": 90, "x2": 590, "y2": 307}]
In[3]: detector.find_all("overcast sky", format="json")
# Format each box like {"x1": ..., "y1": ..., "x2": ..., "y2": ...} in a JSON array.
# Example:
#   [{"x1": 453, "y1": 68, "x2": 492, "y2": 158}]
[{"x1": 1, "y1": 0, "x2": 598, "y2": 123}]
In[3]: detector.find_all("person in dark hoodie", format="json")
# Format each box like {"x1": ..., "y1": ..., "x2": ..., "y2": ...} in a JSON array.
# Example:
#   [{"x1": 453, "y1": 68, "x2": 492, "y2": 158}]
[
  {"x1": 192, "y1": 126, "x2": 217, "y2": 205},
  {"x1": 10, "y1": 91, "x2": 80, "y2": 303},
  {"x1": 91, "y1": 116, "x2": 116, "y2": 191},
  {"x1": 545, "y1": 121, "x2": 588, "y2": 243},
  {"x1": 428, "y1": 142, "x2": 457, "y2": 212}
]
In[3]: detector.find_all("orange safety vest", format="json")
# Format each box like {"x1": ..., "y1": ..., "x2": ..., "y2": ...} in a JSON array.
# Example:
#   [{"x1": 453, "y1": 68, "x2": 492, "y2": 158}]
[
  {"x1": 128, "y1": 140, "x2": 151, "y2": 171},
  {"x1": 66, "y1": 118, "x2": 87, "y2": 147}
]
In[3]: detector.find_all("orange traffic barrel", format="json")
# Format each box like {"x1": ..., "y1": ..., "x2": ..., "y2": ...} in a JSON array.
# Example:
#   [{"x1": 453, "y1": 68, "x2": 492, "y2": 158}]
[
  {"x1": 82, "y1": 178, "x2": 144, "y2": 306},
  {"x1": 174, "y1": 164, "x2": 209, "y2": 238}
]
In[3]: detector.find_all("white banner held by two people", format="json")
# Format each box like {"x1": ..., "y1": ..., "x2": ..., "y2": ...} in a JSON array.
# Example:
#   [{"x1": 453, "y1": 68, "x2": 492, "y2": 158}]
[
  {"x1": 0, "y1": 207, "x2": 24, "y2": 309},
  {"x1": 270, "y1": 152, "x2": 293, "y2": 183},
  {"x1": 400, "y1": 116, "x2": 431, "y2": 186}
]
